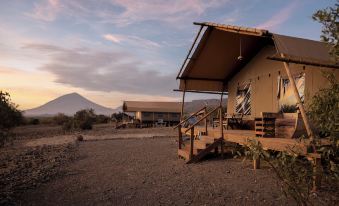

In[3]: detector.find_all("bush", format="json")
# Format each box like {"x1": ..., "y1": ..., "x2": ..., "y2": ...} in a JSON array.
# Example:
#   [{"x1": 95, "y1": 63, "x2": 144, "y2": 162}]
[
  {"x1": 53, "y1": 113, "x2": 70, "y2": 125},
  {"x1": 73, "y1": 109, "x2": 96, "y2": 130},
  {"x1": 62, "y1": 119, "x2": 74, "y2": 131},
  {"x1": 95, "y1": 114, "x2": 110, "y2": 124},
  {"x1": 280, "y1": 104, "x2": 298, "y2": 113},
  {"x1": 30, "y1": 118, "x2": 40, "y2": 125}
]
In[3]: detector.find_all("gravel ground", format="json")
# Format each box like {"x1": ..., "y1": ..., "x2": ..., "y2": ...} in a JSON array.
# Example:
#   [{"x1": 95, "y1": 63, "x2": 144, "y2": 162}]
[
  {"x1": 19, "y1": 138, "x2": 295, "y2": 206},
  {"x1": 0, "y1": 142, "x2": 78, "y2": 205}
]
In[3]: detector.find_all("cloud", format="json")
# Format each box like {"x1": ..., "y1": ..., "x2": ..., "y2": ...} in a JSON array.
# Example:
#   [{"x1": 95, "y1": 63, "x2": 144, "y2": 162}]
[
  {"x1": 28, "y1": 0, "x2": 61, "y2": 22},
  {"x1": 26, "y1": 0, "x2": 230, "y2": 26},
  {"x1": 108, "y1": 0, "x2": 229, "y2": 26},
  {"x1": 256, "y1": 1, "x2": 299, "y2": 30},
  {"x1": 23, "y1": 43, "x2": 177, "y2": 96},
  {"x1": 103, "y1": 34, "x2": 161, "y2": 49}
]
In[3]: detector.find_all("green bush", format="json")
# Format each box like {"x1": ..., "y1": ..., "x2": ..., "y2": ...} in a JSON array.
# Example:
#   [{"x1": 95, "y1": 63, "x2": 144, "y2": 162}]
[{"x1": 73, "y1": 109, "x2": 96, "y2": 130}]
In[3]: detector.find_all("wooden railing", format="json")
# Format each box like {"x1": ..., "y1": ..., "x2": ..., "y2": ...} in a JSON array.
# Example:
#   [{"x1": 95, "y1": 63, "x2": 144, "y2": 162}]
[
  {"x1": 173, "y1": 106, "x2": 206, "y2": 129},
  {"x1": 184, "y1": 106, "x2": 220, "y2": 133},
  {"x1": 177, "y1": 105, "x2": 222, "y2": 160}
]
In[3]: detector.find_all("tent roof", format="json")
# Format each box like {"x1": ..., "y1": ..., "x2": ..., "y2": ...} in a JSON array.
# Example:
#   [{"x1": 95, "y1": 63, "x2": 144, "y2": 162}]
[
  {"x1": 177, "y1": 22, "x2": 338, "y2": 93},
  {"x1": 123, "y1": 101, "x2": 181, "y2": 113}
]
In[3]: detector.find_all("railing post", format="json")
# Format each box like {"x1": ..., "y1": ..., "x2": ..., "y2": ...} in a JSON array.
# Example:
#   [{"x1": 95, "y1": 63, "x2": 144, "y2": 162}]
[
  {"x1": 190, "y1": 127, "x2": 194, "y2": 160},
  {"x1": 204, "y1": 107, "x2": 208, "y2": 135},
  {"x1": 178, "y1": 124, "x2": 182, "y2": 149}
]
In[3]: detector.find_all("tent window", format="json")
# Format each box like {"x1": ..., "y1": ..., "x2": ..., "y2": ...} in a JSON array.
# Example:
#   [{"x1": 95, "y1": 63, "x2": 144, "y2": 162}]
[
  {"x1": 277, "y1": 73, "x2": 305, "y2": 109},
  {"x1": 235, "y1": 82, "x2": 251, "y2": 115}
]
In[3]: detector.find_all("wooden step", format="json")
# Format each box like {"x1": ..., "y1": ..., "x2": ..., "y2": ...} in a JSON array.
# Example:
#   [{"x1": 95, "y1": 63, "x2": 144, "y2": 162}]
[
  {"x1": 199, "y1": 135, "x2": 219, "y2": 144},
  {"x1": 194, "y1": 140, "x2": 208, "y2": 150}
]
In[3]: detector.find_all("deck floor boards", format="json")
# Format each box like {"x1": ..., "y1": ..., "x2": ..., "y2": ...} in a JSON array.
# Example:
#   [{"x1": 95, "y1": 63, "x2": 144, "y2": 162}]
[{"x1": 182, "y1": 126, "x2": 310, "y2": 155}]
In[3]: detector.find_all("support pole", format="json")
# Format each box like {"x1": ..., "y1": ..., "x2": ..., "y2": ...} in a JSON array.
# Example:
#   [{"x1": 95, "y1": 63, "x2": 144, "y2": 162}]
[
  {"x1": 204, "y1": 107, "x2": 208, "y2": 135},
  {"x1": 281, "y1": 54, "x2": 314, "y2": 140},
  {"x1": 178, "y1": 81, "x2": 186, "y2": 150},
  {"x1": 253, "y1": 158, "x2": 260, "y2": 170},
  {"x1": 190, "y1": 127, "x2": 194, "y2": 160},
  {"x1": 220, "y1": 90, "x2": 225, "y2": 158}
]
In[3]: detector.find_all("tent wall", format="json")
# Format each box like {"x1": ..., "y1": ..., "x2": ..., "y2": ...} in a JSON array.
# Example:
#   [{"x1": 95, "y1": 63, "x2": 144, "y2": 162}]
[{"x1": 227, "y1": 45, "x2": 339, "y2": 118}]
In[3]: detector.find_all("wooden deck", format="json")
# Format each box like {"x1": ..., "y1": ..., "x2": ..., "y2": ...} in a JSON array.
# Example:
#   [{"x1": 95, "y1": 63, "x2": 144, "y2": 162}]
[{"x1": 182, "y1": 126, "x2": 316, "y2": 156}]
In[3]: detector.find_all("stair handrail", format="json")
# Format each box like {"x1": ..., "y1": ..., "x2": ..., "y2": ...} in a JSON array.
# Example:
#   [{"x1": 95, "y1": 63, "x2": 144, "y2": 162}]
[
  {"x1": 184, "y1": 106, "x2": 221, "y2": 133},
  {"x1": 173, "y1": 106, "x2": 206, "y2": 129}
]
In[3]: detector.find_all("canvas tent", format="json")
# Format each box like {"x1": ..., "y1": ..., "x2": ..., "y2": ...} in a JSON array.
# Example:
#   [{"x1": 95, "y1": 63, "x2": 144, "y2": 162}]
[
  {"x1": 123, "y1": 101, "x2": 181, "y2": 126},
  {"x1": 177, "y1": 22, "x2": 338, "y2": 120}
]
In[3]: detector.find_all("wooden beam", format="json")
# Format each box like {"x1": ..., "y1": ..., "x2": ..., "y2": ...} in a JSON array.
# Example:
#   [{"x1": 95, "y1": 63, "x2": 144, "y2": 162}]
[
  {"x1": 177, "y1": 25, "x2": 204, "y2": 79},
  {"x1": 281, "y1": 54, "x2": 314, "y2": 140},
  {"x1": 178, "y1": 77, "x2": 225, "y2": 82},
  {"x1": 268, "y1": 56, "x2": 339, "y2": 69},
  {"x1": 173, "y1": 89, "x2": 228, "y2": 95}
]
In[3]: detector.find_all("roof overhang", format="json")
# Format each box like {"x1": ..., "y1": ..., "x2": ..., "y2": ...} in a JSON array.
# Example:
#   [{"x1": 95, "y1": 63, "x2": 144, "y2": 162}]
[
  {"x1": 123, "y1": 101, "x2": 181, "y2": 113},
  {"x1": 177, "y1": 22, "x2": 338, "y2": 93}
]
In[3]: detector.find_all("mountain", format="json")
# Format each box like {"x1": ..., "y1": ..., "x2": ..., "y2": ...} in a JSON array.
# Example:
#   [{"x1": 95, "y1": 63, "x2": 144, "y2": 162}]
[
  {"x1": 184, "y1": 98, "x2": 227, "y2": 113},
  {"x1": 24, "y1": 93, "x2": 115, "y2": 116}
]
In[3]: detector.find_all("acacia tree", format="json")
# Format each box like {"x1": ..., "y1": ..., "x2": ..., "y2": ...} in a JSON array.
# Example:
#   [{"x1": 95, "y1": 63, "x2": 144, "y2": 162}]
[{"x1": 312, "y1": 1, "x2": 339, "y2": 61}]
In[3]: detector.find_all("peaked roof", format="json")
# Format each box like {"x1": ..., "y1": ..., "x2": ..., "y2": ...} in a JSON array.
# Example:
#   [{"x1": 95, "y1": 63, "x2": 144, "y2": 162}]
[
  {"x1": 177, "y1": 22, "x2": 338, "y2": 93},
  {"x1": 123, "y1": 101, "x2": 181, "y2": 113}
]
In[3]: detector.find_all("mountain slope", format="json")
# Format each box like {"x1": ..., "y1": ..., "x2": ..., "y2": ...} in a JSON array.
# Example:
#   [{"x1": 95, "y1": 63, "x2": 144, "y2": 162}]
[{"x1": 24, "y1": 93, "x2": 114, "y2": 116}]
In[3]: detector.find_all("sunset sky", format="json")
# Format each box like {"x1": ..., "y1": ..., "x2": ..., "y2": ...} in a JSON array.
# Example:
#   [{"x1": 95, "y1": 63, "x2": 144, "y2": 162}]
[{"x1": 0, "y1": 0, "x2": 335, "y2": 110}]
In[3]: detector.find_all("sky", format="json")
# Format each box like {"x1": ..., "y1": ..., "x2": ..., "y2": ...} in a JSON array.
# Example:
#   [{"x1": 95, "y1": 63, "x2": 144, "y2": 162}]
[{"x1": 0, "y1": 0, "x2": 335, "y2": 110}]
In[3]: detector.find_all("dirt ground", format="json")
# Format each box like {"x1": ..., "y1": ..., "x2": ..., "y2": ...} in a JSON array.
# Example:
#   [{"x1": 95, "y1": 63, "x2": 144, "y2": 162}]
[
  {"x1": 1, "y1": 125, "x2": 336, "y2": 205},
  {"x1": 18, "y1": 138, "x2": 294, "y2": 205}
]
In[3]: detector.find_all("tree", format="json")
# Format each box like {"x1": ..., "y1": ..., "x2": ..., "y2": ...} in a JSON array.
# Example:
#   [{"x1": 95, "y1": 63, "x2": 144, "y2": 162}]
[
  {"x1": 0, "y1": 91, "x2": 22, "y2": 145},
  {"x1": 312, "y1": 1, "x2": 339, "y2": 61},
  {"x1": 0, "y1": 91, "x2": 22, "y2": 130}
]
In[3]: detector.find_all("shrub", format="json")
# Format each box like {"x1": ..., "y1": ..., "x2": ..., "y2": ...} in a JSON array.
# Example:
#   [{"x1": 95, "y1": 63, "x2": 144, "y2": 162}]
[
  {"x1": 30, "y1": 118, "x2": 40, "y2": 125},
  {"x1": 62, "y1": 119, "x2": 74, "y2": 131},
  {"x1": 73, "y1": 109, "x2": 96, "y2": 130},
  {"x1": 53, "y1": 113, "x2": 70, "y2": 125},
  {"x1": 280, "y1": 104, "x2": 298, "y2": 113},
  {"x1": 95, "y1": 114, "x2": 110, "y2": 124}
]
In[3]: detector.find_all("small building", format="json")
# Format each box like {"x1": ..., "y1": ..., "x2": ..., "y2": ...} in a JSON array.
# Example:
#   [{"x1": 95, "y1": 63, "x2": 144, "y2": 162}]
[{"x1": 123, "y1": 101, "x2": 181, "y2": 127}]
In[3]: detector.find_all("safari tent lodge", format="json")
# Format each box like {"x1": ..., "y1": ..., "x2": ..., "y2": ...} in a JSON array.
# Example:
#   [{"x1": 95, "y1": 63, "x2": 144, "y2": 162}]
[
  {"x1": 123, "y1": 101, "x2": 181, "y2": 127},
  {"x1": 174, "y1": 22, "x2": 338, "y2": 185}
]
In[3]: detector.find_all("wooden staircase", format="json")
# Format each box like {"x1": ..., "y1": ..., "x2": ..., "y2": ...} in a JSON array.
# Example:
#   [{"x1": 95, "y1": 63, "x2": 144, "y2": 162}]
[
  {"x1": 174, "y1": 106, "x2": 224, "y2": 164},
  {"x1": 178, "y1": 136, "x2": 222, "y2": 163}
]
